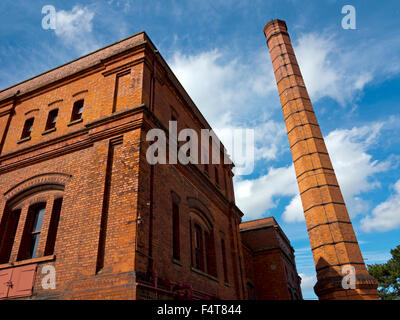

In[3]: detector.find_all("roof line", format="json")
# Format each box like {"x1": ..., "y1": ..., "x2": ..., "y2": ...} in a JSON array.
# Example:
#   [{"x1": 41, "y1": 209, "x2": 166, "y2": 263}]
[{"x1": 0, "y1": 30, "x2": 147, "y2": 96}]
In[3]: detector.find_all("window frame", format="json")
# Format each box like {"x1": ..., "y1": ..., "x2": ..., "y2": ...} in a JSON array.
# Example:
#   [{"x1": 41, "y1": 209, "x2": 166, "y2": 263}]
[
  {"x1": 0, "y1": 209, "x2": 21, "y2": 264},
  {"x1": 193, "y1": 223, "x2": 204, "y2": 271},
  {"x1": 17, "y1": 203, "x2": 46, "y2": 261},
  {"x1": 20, "y1": 117, "x2": 34, "y2": 140},
  {"x1": 189, "y1": 210, "x2": 217, "y2": 277},
  {"x1": 45, "y1": 109, "x2": 59, "y2": 131},
  {"x1": 70, "y1": 99, "x2": 84, "y2": 122},
  {"x1": 172, "y1": 202, "x2": 180, "y2": 261},
  {"x1": 220, "y1": 237, "x2": 229, "y2": 283}
]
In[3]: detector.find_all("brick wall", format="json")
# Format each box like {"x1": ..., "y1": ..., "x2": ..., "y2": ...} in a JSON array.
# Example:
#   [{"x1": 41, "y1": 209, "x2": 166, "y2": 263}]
[
  {"x1": 240, "y1": 217, "x2": 302, "y2": 300},
  {"x1": 0, "y1": 32, "x2": 246, "y2": 300}
]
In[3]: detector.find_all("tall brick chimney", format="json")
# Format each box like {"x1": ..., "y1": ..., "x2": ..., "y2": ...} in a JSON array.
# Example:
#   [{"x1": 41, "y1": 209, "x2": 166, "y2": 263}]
[{"x1": 263, "y1": 19, "x2": 379, "y2": 300}]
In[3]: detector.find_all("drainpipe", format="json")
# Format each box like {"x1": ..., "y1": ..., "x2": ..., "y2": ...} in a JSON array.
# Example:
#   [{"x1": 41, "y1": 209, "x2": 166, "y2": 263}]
[{"x1": 147, "y1": 50, "x2": 159, "y2": 275}]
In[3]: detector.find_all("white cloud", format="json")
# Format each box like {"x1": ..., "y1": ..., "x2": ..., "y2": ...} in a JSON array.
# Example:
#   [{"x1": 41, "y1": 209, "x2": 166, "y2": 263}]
[
  {"x1": 282, "y1": 123, "x2": 389, "y2": 222},
  {"x1": 54, "y1": 6, "x2": 98, "y2": 55},
  {"x1": 169, "y1": 49, "x2": 276, "y2": 129},
  {"x1": 167, "y1": 35, "x2": 395, "y2": 222},
  {"x1": 234, "y1": 165, "x2": 297, "y2": 220},
  {"x1": 235, "y1": 123, "x2": 390, "y2": 222},
  {"x1": 325, "y1": 123, "x2": 389, "y2": 215},
  {"x1": 170, "y1": 49, "x2": 286, "y2": 168},
  {"x1": 299, "y1": 273, "x2": 316, "y2": 292},
  {"x1": 253, "y1": 121, "x2": 286, "y2": 161},
  {"x1": 282, "y1": 194, "x2": 303, "y2": 223},
  {"x1": 294, "y1": 33, "x2": 373, "y2": 105},
  {"x1": 361, "y1": 179, "x2": 400, "y2": 232}
]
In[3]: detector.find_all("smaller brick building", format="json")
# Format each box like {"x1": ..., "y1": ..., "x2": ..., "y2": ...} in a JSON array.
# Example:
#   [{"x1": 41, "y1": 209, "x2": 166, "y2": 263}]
[{"x1": 240, "y1": 217, "x2": 302, "y2": 300}]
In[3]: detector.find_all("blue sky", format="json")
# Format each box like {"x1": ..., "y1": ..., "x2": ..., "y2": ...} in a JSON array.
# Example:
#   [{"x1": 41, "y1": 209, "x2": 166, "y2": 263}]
[{"x1": 1, "y1": 0, "x2": 399, "y2": 299}]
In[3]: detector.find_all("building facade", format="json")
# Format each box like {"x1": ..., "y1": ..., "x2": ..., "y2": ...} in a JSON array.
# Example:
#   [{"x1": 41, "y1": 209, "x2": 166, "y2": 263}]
[
  {"x1": 240, "y1": 217, "x2": 302, "y2": 300},
  {"x1": 0, "y1": 32, "x2": 301, "y2": 300}
]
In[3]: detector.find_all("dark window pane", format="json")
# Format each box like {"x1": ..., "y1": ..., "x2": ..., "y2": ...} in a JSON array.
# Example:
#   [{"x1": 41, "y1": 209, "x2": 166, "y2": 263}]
[
  {"x1": 0, "y1": 209, "x2": 21, "y2": 264},
  {"x1": 214, "y1": 167, "x2": 219, "y2": 185},
  {"x1": 45, "y1": 109, "x2": 58, "y2": 130},
  {"x1": 221, "y1": 238, "x2": 228, "y2": 282},
  {"x1": 205, "y1": 231, "x2": 217, "y2": 277},
  {"x1": 194, "y1": 224, "x2": 204, "y2": 270},
  {"x1": 172, "y1": 203, "x2": 180, "y2": 260},
  {"x1": 44, "y1": 198, "x2": 63, "y2": 256},
  {"x1": 71, "y1": 99, "x2": 84, "y2": 121},
  {"x1": 21, "y1": 118, "x2": 34, "y2": 139}
]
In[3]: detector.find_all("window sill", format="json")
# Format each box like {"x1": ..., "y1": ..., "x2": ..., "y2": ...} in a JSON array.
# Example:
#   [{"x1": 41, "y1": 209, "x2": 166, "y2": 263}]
[
  {"x1": 17, "y1": 136, "x2": 31, "y2": 144},
  {"x1": 191, "y1": 267, "x2": 219, "y2": 282},
  {"x1": 42, "y1": 127, "x2": 56, "y2": 135},
  {"x1": 67, "y1": 118, "x2": 83, "y2": 127},
  {"x1": 0, "y1": 255, "x2": 55, "y2": 270},
  {"x1": 172, "y1": 258, "x2": 183, "y2": 267}
]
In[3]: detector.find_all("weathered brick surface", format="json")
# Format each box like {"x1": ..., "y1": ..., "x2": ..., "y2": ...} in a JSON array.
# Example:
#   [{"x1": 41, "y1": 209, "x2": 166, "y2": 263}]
[
  {"x1": 264, "y1": 19, "x2": 379, "y2": 300},
  {"x1": 240, "y1": 218, "x2": 302, "y2": 300},
  {"x1": 0, "y1": 29, "x2": 302, "y2": 300},
  {"x1": 0, "y1": 32, "x2": 249, "y2": 300}
]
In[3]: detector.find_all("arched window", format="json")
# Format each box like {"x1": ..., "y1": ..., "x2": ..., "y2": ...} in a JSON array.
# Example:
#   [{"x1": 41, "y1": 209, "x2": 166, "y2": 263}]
[
  {"x1": 0, "y1": 175, "x2": 67, "y2": 264},
  {"x1": 189, "y1": 208, "x2": 217, "y2": 277},
  {"x1": 0, "y1": 209, "x2": 21, "y2": 264}
]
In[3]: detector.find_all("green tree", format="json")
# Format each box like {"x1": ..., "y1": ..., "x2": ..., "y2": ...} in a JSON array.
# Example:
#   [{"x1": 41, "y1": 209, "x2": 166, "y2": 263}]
[{"x1": 368, "y1": 245, "x2": 400, "y2": 300}]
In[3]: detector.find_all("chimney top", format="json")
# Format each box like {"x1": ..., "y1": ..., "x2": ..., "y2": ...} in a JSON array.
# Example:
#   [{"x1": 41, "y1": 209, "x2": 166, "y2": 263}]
[{"x1": 263, "y1": 19, "x2": 288, "y2": 40}]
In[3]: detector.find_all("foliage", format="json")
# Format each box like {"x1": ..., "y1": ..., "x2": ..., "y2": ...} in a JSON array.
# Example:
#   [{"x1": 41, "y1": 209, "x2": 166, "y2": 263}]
[{"x1": 368, "y1": 245, "x2": 400, "y2": 300}]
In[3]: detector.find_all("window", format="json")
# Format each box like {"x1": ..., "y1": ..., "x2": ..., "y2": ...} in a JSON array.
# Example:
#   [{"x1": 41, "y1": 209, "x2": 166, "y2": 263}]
[
  {"x1": 214, "y1": 167, "x2": 220, "y2": 185},
  {"x1": 221, "y1": 238, "x2": 228, "y2": 283},
  {"x1": 194, "y1": 224, "x2": 204, "y2": 271},
  {"x1": 247, "y1": 282, "x2": 256, "y2": 300},
  {"x1": 172, "y1": 202, "x2": 180, "y2": 260},
  {"x1": 21, "y1": 118, "x2": 34, "y2": 139},
  {"x1": 0, "y1": 209, "x2": 21, "y2": 264},
  {"x1": 44, "y1": 198, "x2": 63, "y2": 256},
  {"x1": 205, "y1": 231, "x2": 217, "y2": 277},
  {"x1": 45, "y1": 109, "x2": 58, "y2": 130},
  {"x1": 204, "y1": 163, "x2": 209, "y2": 175},
  {"x1": 18, "y1": 203, "x2": 46, "y2": 261},
  {"x1": 70, "y1": 99, "x2": 84, "y2": 122}
]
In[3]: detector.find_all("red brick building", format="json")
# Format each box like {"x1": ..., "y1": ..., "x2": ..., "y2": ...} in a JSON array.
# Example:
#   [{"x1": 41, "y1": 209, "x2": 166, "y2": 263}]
[
  {"x1": 240, "y1": 217, "x2": 302, "y2": 300},
  {"x1": 0, "y1": 31, "x2": 301, "y2": 300}
]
